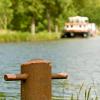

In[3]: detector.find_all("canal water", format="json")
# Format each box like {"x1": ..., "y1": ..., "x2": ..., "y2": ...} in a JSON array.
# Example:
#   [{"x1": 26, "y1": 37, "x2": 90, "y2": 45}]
[{"x1": 0, "y1": 37, "x2": 100, "y2": 99}]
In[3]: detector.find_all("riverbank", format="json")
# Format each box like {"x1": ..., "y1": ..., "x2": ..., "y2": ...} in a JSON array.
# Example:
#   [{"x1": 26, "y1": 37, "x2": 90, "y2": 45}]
[{"x1": 0, "y1": 31, "x2": 61, "y2": 42}]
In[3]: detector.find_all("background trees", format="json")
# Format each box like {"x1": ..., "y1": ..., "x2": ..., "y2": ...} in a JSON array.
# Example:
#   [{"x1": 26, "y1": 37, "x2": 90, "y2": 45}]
[
  {"x1": 0, "y1": 0, "x2": 13, "y2": 30},
  {"x1": 0, "y1": 0, "x2": 100, "y2": 33}
]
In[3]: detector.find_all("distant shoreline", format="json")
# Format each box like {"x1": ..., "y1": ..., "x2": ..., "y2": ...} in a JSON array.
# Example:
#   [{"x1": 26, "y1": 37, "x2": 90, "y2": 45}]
[
  {"x1": 0, "y1": 30, "x2": 99, "y2": 43},
  {"x1": 0, "y1": 31, "x2": 60, "y2": 43}
]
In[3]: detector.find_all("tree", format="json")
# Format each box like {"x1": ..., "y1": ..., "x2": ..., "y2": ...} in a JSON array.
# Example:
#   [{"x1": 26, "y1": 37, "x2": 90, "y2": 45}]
[
  {"x1": 41, "y1": 0, "x2": 77, "y2": 33},
  {"x1": 11, "y1": 0, "x2": 44, "y2": 34},
  {"x1": 72, "y1": 0, "x2": 100, "y2": 26},
  {"x1": 41, "y1": 0, "x2": 56, "y2": 32},
  {"x1": 0, "y1": 0, "x2": 13, "y2": 30},
  {"x1": 52, "y1": 0, "x2": 77, "y2": 32}
]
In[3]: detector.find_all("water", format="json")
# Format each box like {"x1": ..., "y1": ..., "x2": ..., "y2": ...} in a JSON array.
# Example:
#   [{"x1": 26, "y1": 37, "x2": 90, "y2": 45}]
[{"x1": 0, "y1": 37, "x2": 100, "y2": 99}]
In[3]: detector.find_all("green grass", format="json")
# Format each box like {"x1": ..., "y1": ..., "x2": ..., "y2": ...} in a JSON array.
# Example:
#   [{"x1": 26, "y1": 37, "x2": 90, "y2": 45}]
[
  {"x1": 52, "y1": 82, "x2": 99, "y2": 100},
  {"x1": 0, "y1": 92, "x2": 6, "y2": 100},
  {"x1": 0, "y1": 30, "x2": 61, "y2": 43}
]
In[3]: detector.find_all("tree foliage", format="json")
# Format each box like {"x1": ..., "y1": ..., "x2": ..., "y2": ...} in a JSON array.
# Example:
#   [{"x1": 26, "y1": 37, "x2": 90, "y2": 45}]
[
  {"x1": 0, "y1": 0, "x2": 13, "y2": 30},
  {"x1": 0, "y1": 0, "x2": 100, "y2": 33}
]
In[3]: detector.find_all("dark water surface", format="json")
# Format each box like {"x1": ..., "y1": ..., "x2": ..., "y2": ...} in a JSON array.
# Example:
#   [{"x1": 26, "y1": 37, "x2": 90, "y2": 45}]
[{"x1": 0, "y1": 37, "x2": 100, "y2": 99}]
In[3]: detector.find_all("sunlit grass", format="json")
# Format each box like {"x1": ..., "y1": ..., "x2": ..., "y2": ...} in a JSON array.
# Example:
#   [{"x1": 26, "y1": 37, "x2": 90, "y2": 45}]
[
  {"x1": 0, "y1": 92, "x2": 6, "y2": 100},
  {"x1": 52, "y1": 82, "x2": 99, "y2": 100},
  {"x1": 0, "y1": 30, "x2": 61, "y2": 42}
]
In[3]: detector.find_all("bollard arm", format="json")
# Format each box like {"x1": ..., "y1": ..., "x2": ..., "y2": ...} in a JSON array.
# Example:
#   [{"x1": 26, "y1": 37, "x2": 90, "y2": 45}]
[
  {"x1": 52, "y1": 72, "x2": 68, "y2": 79},
  {"x1": 4, "y1": 72, "x2": 68, "y2": 81},
  {"x1": 4, "y1": 73, "x2": 28, "y2": 81}
]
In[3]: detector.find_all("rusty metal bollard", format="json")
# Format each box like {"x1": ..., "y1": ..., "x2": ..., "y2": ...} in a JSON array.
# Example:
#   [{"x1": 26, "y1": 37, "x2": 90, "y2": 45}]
[{"x1": 4, "y1": 59, "x2": 68, "y2": 100}]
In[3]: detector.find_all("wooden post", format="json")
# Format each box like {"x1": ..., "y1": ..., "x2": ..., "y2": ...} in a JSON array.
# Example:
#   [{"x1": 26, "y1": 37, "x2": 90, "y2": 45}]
[
  {"x1": 4, "y1": 59, "x2": 68, "y2": 100},
  {"x1": 21, "y1": 59, "x2": 51, "y2": 100}
]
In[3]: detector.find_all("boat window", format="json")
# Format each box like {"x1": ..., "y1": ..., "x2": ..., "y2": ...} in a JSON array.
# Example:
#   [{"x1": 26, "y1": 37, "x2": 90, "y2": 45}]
[{"x1": 71, "y1": 25, "x2": 73, "y2": 27}]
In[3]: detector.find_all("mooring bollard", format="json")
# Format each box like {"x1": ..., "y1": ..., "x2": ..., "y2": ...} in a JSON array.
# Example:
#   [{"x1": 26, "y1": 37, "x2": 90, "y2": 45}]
[{"x1": 4, "y1": 59, "x2": 68, "y2": 100}]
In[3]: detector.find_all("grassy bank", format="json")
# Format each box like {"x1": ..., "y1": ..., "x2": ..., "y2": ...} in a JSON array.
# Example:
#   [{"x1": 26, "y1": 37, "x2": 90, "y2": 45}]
[
  {"x1": 0, "y1": 92, "x2": 6, "y2": 99},
  {"x1": 0, "y1": 31, "x2": 61, "y2": 42}
]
